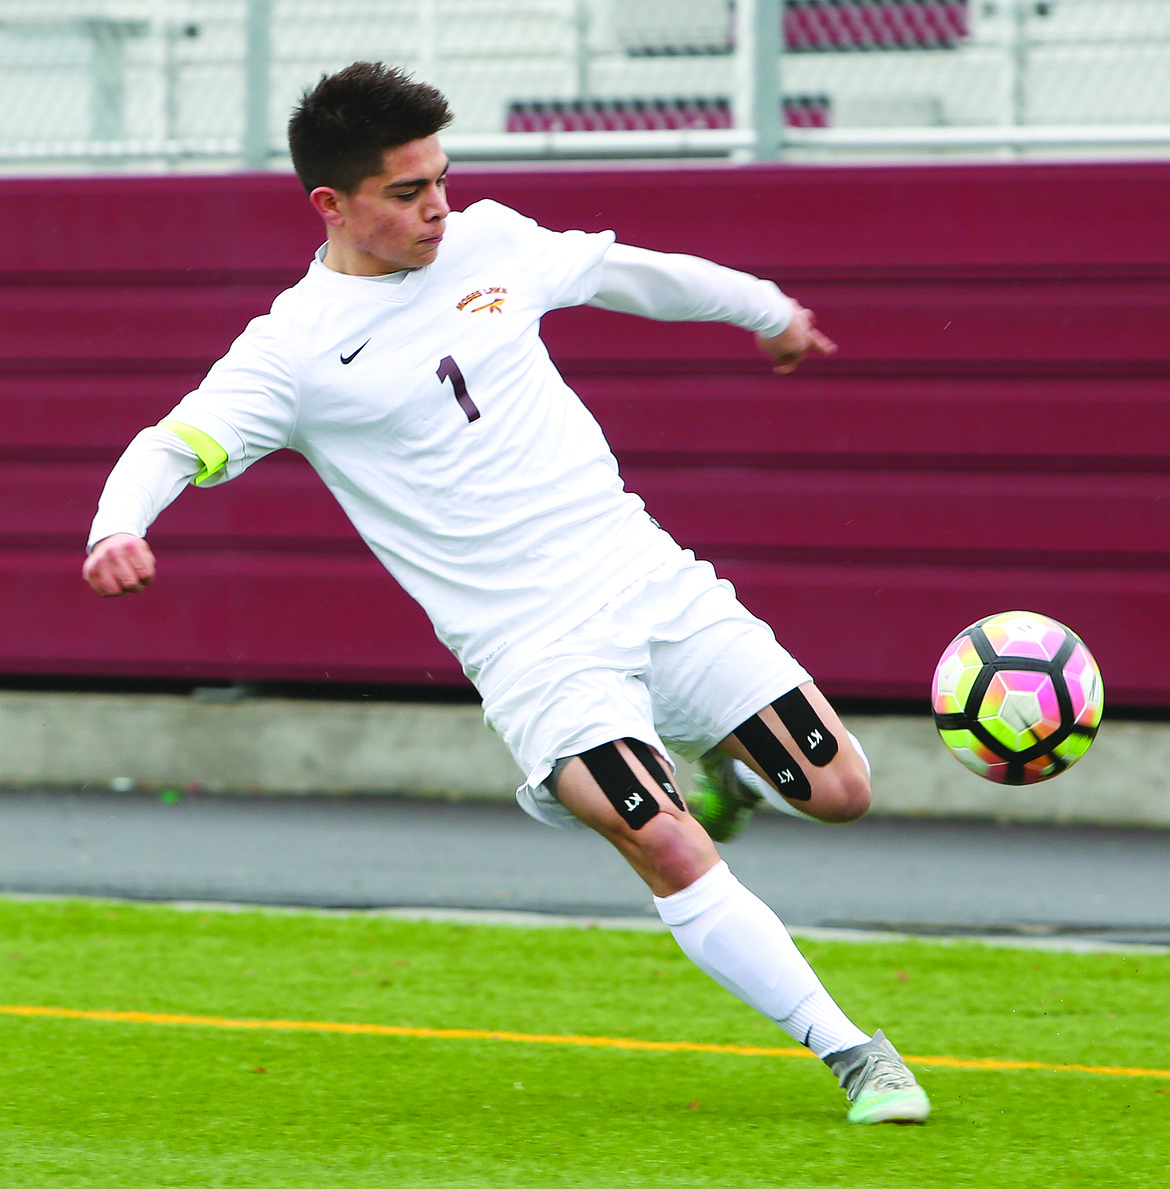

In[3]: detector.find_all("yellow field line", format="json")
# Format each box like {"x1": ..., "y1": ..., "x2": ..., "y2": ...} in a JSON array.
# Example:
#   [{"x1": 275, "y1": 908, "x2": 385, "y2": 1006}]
[{"x1": 2, "y1": 1004, "x2": 1167, "y2": 1081}]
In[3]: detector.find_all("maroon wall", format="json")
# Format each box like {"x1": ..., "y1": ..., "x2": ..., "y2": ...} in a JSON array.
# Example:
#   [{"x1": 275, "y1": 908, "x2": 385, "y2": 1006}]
[{"x1": 3, "y1": 161, "x2": 1168, "y2": 705}]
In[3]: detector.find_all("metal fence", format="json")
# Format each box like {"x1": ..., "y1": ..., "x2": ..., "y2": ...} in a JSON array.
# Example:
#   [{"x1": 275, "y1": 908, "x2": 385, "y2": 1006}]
[{"x1": 1, "y1": 0, "x2": 1169, "y2": 173}]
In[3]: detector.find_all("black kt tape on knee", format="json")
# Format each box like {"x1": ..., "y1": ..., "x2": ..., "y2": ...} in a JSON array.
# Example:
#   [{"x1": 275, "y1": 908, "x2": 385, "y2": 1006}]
[
  {"x1": 623, "y1": 738, "x2": 687, "y2": 812},
  {"x1": 578, "y1": 740, "x2": 665, "y2": 830},
  {"x1": 731, "y1": 715, "x2": 813, "y2": 802},
  {"x1": 771, "y1": 689, "x2": 839, "y2": 767}
]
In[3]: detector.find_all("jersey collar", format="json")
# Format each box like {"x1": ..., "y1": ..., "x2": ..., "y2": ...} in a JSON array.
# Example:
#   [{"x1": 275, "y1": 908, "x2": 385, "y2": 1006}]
[{"x1": 308, "y1": 245, "x2": 429, "y2": 303}]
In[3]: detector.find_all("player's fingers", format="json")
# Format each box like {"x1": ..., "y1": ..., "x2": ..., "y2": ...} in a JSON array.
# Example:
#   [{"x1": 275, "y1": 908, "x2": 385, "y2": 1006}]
[
  {"x1": 126, "y1": 543, "x2": 156, "y2": 584},
  {"x1": 104, "y1": 561, "x2": 143, "y2": 595},
  {"x1": 85, "y1": 543, "x2": 156, "y2": 596},
  {"x1": 770, "y1": 327, "x2": 836, "y2": 372},
  {"x1": 771, "y1": 350, "x2": 807, "y2": 375},
  {"x1": 808, "y1": 328, "x2": 837, "y2": 356},
  {"x1": 84, "y1": 563, "x2": 126, "y2": 597},
  {"x1": 112, "y1": 552, "x2": 154, "y2": 593}
]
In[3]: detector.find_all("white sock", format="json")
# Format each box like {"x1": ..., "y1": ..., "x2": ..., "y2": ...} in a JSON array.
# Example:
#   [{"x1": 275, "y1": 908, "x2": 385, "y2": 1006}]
[
  {"x1": 848, "y1": 730, "x2": 872, "y2": 778},
  {"x1": 781, "y1": 988, "x2": 871, "y2": 1058},
  {"x1": 654, "y1": 861, "x2": 870, "y2": 1057}
]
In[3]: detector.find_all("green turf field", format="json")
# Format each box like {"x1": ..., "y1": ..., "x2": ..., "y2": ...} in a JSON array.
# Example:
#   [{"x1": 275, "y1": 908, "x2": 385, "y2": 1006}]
[{"x1": 0, "y1": 898, "x2": 1166, "y2": 1188}]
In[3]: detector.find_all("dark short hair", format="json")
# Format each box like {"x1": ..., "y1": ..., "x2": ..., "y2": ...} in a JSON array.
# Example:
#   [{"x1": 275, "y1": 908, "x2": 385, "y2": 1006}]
[{"x1": 288, "y1": 62, "x2": 453, "y2": 195}]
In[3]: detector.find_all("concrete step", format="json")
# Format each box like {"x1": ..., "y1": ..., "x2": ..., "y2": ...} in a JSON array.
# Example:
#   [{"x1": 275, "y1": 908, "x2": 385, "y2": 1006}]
[{"x1": 0, "y1": 690, "x2": 1164, "y2": 829}]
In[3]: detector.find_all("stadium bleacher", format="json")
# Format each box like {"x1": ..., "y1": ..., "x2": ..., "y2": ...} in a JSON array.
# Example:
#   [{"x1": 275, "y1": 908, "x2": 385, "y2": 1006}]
[
  {"x1": 505, "y1": 95, "x2": 831, "y2": 133},
  {"x1": 785, "y1": 1, "x2": 969, "y2": 52}
]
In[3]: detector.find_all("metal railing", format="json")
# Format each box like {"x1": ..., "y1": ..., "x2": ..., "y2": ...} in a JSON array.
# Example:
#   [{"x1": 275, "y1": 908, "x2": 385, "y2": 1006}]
[{"x1": 1, "y1": 1, "x2": 1167, "y2": 173}]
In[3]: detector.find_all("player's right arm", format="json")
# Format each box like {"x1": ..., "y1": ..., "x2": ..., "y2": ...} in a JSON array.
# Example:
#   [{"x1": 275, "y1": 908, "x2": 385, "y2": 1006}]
[
  {"x1": 82, "y1": 424, "x2": 203, "y2": 597},
  {"x1": 83, "y1": 314, "x2": 299, "y2": 598}
]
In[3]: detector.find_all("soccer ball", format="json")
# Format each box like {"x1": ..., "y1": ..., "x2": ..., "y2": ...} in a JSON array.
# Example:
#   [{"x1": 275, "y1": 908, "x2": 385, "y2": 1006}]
[{"x1": 930, "y1": 611, "x2": 1103, "y2": 785}]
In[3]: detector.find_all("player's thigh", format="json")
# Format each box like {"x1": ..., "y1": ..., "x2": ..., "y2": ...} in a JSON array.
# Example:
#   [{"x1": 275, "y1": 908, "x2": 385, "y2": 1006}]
[
  {"x1": 645, "y1": 577, "x2": 812, "y2": 762},
  {"x1": 488, "y1": 651, "x2": 676, "y2": 829},
  {"x1": 553, "y1": 740, "x2": 720, "y2": 897},
  {"x1": 718, "y1": 682, "x2": 871, "y2": 823}
]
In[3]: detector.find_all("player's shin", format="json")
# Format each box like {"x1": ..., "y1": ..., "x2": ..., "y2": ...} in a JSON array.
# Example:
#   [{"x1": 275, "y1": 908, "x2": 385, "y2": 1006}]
[{"x1": 653, "y1": 860, "x2": 869, "y2": 1057}]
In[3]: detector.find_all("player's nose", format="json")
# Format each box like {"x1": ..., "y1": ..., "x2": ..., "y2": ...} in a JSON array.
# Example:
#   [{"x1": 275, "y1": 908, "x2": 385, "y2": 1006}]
[{"x1": 426, "y1": 185, "x2": 450, "y2": 220}]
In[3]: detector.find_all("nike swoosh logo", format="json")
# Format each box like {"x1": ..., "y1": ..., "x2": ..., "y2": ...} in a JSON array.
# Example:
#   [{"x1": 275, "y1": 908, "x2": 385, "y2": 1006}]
[{"x1": 340, "y1": 339, "x2": 370, "y2": 365}]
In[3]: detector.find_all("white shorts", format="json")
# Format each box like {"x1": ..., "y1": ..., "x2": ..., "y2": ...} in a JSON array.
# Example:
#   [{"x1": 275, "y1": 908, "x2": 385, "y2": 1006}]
[{"x1": 477, "y1": 552, "x2": 812, "y2": 829}]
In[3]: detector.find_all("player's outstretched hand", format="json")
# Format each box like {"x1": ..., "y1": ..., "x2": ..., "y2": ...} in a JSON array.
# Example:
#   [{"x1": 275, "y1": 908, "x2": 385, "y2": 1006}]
[
  {"x1": 83, "y1": 533, "x2": 157, "y2": 597},
  {"x1": 755, "y1": 304, "x2": 837, "y2": 375}
]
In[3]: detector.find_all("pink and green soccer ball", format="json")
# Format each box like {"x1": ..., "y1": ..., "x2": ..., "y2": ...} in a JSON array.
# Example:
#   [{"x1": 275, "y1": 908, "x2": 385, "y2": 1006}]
[{"x1": 931, "y1": 610, "x2": 1103, "y2": 784}]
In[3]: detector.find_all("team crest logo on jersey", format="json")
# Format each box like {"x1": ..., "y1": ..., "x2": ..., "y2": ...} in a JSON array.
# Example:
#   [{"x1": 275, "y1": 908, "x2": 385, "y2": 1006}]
[{"x1": 457, "y1": 287, "x2": 507, "y2": 314}]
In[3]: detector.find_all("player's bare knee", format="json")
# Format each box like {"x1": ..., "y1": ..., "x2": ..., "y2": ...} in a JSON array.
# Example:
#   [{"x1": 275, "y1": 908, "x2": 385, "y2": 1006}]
[
  {"x1": 630, "y1": 806, "x2": 709, "y2": 863},
  {"x1": 616, "y1": 806, "x2": 720, "y2": 895},
  {"x1": 730, "y1": 687, "x2": 868, "y2": 817},
  {"x1": 811, "y1": 762, "x2": 871, "y2": 823},
  {"x1": 553, "y1": 741, "x2": 717, "y2": 893},
  {"x1": 764, "y1": 686, "x2": 870, "y2": 821}
]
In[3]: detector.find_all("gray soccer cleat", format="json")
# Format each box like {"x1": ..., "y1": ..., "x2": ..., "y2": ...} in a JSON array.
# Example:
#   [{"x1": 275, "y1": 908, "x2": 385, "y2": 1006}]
[
  {"x1": 824, "y1": 1030, "x2": 931, "y2": 1125},
  {"x1": 688, "y1": 750, "x2": 761, "y2": 842}
]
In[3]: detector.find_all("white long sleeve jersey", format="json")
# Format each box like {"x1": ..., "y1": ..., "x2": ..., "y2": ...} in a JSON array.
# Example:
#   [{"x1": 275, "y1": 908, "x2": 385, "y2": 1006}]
[{"x1": 89, "y1": 199, "x2": 794, "y2": 685}]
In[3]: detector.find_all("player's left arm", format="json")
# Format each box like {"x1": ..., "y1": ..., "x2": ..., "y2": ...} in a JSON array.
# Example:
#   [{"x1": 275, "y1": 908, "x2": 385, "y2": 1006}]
[
  {"x1": 588, "y1": 242, "x2": 835, "y2": 374},
  {"x1": 755, "y1": 304, "x2": 837, "y2": 375}
]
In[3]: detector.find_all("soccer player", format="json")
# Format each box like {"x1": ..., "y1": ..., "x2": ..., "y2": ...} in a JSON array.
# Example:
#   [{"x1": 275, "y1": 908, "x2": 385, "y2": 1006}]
[{"x1": 83, "y1": 62, "x2": 929, "y2": 1125}]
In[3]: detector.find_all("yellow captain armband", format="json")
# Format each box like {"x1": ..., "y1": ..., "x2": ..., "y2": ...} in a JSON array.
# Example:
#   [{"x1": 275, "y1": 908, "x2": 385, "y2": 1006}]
[{"x1": 159, "y1": 420, "x2": 229, "y2": 486}]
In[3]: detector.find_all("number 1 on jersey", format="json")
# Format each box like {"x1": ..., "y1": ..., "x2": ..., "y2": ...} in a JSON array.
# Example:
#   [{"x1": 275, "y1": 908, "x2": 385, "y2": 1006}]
[{"x1": 436, "y1": 356, "x2": 481, "y2": 423}]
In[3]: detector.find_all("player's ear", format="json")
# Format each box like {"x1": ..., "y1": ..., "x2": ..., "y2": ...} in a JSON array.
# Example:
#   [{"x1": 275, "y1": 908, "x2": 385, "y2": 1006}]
[{"x1": 309, "y1": 186, "x2": 347, "y2": 226}]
